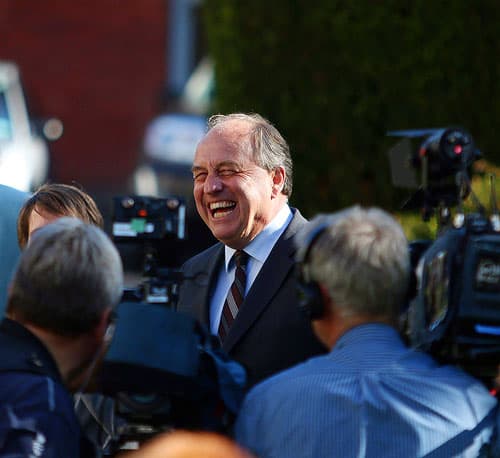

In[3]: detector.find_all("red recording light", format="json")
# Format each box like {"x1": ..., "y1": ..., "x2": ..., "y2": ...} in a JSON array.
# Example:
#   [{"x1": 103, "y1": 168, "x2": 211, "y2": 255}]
[
  {"x1": 453, "y1": 144, "x2": 463, "y2": 155},
  {"x1": 138, "y1": 209, "x2": 147, "y2": 217}
]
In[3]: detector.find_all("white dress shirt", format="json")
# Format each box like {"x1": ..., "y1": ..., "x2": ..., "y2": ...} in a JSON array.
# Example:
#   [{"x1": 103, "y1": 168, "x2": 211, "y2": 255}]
[{"x1": 209, "y1": 205, "x2": 293, "y2": 335}]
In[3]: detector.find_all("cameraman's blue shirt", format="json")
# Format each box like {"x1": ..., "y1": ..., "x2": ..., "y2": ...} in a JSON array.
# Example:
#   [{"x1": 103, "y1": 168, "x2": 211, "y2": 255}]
[{"x1": 235, "y1": 324, "x2": 497, "y2": 458}]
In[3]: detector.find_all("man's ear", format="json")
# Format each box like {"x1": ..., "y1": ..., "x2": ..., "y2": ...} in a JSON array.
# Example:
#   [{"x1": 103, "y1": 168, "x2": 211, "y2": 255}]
[
  {"x1": 271, "y1": 166, "x2": 286, "y2": 197},
  {"x1": 317, "y1": 283, "x2": 334, "y2": 319},
  {"x1": 93, "y1": 308, "x2": 113, "y2": 341}
]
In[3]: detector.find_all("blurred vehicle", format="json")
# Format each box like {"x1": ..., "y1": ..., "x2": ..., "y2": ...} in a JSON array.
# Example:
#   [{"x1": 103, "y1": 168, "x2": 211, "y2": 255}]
[
  {"x1": 132, "y1": 57, "x2": 214, "y2": 200},
  {"x1": 133, "y1": 57, "x2": 215, "y2": 199},
  {"x1": 134, "y1": 112, "x2": 206, "y2": 198},
  {"x1": 0, "y1": 61, "x2": 62, "y2": 192},
  {"x1": 131, "y1": 111, "x2": 215, "y2": 264}
]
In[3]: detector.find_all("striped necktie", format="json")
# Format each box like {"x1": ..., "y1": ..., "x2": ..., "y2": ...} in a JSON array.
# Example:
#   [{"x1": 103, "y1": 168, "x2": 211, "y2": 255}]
[{"x1": 218, "y1": 250, "x2": 249, "y2": 341}]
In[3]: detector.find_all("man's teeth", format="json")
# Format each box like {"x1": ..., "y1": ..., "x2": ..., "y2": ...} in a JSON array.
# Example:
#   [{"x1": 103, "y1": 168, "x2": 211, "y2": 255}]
[
  {"x1": 214, "y1": 209, "x2": 233, "y2": 218},
  {"x1": 210, "y1": 201, "x2": 235, "y2": 218},
  {"x1": 210, "y1": 201, "x2": 234, "y2": 210}
]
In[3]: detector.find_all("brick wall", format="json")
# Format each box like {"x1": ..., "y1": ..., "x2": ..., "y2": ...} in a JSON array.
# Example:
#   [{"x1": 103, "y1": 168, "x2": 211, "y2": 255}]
[{"x1": 0, "y1": 0, "x2": 168, "y2": 193}]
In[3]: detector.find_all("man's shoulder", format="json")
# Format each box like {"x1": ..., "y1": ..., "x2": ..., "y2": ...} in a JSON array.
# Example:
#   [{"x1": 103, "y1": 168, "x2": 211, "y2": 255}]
[
  {"x1": 0, "y1": 371, "x2": 74, "y2": 417},
  {"x1": 245, "y1": 354, "x2": 328, "y2": 400},
  {"x1": 0, "y1": 372, "x2": 82, "y2": 456},
  {"x1": 0, "y1": 184, "x2": 29, "y2": 209},
  {"x1": 182, "y1": 242, "x2": 222, "y2": 269},
  {"x1": 287, "y1": 207, "x2": 308, "y2": 231},
  {"x1": 0, "y1": 320, "x2": 62, "y2": 381},
  {"x1": 263, "y1": 207, "x2": 307, "y2": 254},
  {"x1": 0, "y1": 183, "x2": 29, "y2": 198}
]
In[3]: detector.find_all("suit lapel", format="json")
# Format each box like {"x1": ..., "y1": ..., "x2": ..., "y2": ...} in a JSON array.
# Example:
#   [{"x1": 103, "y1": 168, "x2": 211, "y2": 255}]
[
  {"x1": 222, "y1": 209, "x2": 307, "y2": 352},
  {"x1": 181, "y1": 243, "x2": 224, "y2": 326}
]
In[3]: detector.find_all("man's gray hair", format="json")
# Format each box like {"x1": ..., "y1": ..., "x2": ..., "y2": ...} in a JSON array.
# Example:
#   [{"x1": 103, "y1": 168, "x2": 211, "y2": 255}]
[
  {"x1": 208, "y1": 113, "x2": 293, "y2": 197},
  {"x1": 299, "y1": 206, "x2": 410, "y2": 319},
  {"x1": 7, "y1": 217, "x2": 123, "y2": 336}
]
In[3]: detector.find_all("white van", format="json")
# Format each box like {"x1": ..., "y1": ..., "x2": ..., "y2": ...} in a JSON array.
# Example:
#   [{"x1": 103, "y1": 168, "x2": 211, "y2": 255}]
[{"x1": 0, "y1": 61, "x2": 53, "y2": 192}]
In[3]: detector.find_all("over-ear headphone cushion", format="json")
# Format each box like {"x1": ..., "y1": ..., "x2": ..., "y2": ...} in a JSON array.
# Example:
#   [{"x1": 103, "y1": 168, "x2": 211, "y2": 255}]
[
  {"x1": 297, "y1": 280, "x2": 324, "y2": 320},
  {"x1": 295, "y1": 220, "x2": 332, "y2": 320}
]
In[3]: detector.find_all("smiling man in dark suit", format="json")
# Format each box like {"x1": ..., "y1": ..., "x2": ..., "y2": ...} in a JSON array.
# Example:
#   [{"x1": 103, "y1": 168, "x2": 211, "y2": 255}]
[{"x1": 176, "y1": 113, "x2": 325, "y2": 387}]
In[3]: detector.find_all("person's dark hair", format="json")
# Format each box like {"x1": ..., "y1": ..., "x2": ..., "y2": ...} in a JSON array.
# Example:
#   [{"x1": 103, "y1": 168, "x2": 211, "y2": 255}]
[
  {"x1": 7, "y1": 217, "x2": 123, "y2": 337},
  {"x1": 17, "y1": 182, "x2": 104, "y2": 248},
  {"x1": 208, "y1": 113, "x2": 294, "y2": 197}
]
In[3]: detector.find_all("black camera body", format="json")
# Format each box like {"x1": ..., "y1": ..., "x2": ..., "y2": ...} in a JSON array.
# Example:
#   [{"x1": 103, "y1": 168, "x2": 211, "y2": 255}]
[
  {"x1": 112, "y1": 195, "x2": 187, "y2": 305},
  {"x1": 112, "y1": 195, "x2": 186, "y2": 241},
  {"x1": 388, "y1": 127, "x2": 500, "y2": 386},
  {"x1": 408, "y1": 214, "x2": 500, "y2": 384}
]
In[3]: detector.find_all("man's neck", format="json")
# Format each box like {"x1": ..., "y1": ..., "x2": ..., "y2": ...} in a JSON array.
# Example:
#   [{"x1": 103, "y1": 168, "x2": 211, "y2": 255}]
[{"x1": 314, "y1": 311, "x2": 393, "y2": 351}]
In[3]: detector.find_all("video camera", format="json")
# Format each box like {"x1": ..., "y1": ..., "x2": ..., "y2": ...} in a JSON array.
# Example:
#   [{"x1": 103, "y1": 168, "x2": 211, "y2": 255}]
[
  {"x1": 91, "y1": 196, "x2": 245, "y2": 454},
  {"x1": 387, "y1": 127, "x2": 500, "y2": 387},
  {"x1": 112, "y1": 195, "x2": 186, "y2": 305}
]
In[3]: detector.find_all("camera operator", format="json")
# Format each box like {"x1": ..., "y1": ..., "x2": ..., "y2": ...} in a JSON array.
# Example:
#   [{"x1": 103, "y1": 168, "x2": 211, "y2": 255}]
[
  {"x1": 0, "y1": 217, "x2": 123, "y2": 457},
  {"x1": 14, "y1": 182, "x2": 121, "y2": 454},
  {"x1": 234, "y1": 206, "x2": 498, "y2": 457}
]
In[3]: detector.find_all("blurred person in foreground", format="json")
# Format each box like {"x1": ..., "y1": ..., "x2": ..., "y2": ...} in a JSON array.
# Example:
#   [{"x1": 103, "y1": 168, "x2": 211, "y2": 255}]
[
  {"x1": 117, "y1": 430, "x2": 254, "y2": 458},
  {"x1": 234, "y1": 206, "x2": 498, "y2": 458},
  {"x1": 176, "y1": 113, "x2": 325, "y2": 388},
  {"x1": 0, "y1": 184, "x2": 29, "y2": 315},
  {"x1": 16, "y1": 182, "x2": 103, "y2": 249},
  {"x1": 0, "y1": 217, "x2": 123, "y2": 457},
  {"x1": 15, "y1": 182, "x2": 121, "y2": 455}
]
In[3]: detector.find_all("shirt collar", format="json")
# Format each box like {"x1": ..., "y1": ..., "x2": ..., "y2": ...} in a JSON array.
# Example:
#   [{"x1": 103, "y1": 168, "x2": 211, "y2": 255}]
[
  {"x1": 224, "y1": 204, "x2": 292, "y2": 270},
  {"x1": 333, "y1": 323, "x2": 403, "y2": 352},
  {"x1": 0, "y1": 318, "x2": 63, "y2": 383}
]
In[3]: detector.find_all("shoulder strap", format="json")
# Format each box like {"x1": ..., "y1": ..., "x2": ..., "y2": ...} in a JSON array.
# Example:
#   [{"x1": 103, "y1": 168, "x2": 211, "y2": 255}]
[{"x1": 422, "y1": 405, "x2": 498, "y2": 458}]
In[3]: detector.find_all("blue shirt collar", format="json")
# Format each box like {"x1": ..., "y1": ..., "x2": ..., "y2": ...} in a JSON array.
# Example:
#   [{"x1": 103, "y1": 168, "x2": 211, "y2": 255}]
[
  {"x1": 224, "y1": 205, "x2": 292, "y2": 270},
  {"x1": 333, "y1": 323, "x2": 403, "y2": 352}
]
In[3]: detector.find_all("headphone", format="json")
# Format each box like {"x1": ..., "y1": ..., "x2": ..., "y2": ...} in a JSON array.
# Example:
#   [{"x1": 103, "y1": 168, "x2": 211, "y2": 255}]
[{"x1": 295, "y1": 220, "x2": 332, "y2": 320}]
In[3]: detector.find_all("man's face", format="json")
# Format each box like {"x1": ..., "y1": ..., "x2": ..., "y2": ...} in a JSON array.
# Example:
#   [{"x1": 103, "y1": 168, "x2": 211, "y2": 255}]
[{"x1": 192, "y1": 120, "x2": 284, "y2": 249}]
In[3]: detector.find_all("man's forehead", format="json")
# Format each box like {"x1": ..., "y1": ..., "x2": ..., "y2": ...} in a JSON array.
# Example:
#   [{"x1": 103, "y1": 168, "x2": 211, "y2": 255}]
[
  {"x1": 192, "y1": 158, "x2": 246, "y2": 172},
  {"x1": 203, "y1": 122, "x2": 251, "y2": 149},
  {"x1": 193, "y1": 133, "x2": 254, "y2": 168}
]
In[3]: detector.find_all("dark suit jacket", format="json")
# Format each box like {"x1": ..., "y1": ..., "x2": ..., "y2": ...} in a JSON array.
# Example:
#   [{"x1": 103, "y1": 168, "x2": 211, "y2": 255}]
[{"x1": 176, "y1": 208, "x2": 326, "y2": 387}]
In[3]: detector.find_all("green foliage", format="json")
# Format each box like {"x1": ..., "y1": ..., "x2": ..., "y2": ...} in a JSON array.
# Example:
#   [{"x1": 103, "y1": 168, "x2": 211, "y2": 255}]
[{"x1": 203, "y1": 1, "x2": 500, "y2": 218}]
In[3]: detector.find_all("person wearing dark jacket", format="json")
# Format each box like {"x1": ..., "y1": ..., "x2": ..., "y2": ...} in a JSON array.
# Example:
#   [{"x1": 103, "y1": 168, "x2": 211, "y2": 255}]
[
  {"x1": 0, "y1": 217, "x2": 123, "y2": 457},
  {"x1": 177, "y1": 113, "x2": 325, "y2": 387}
]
